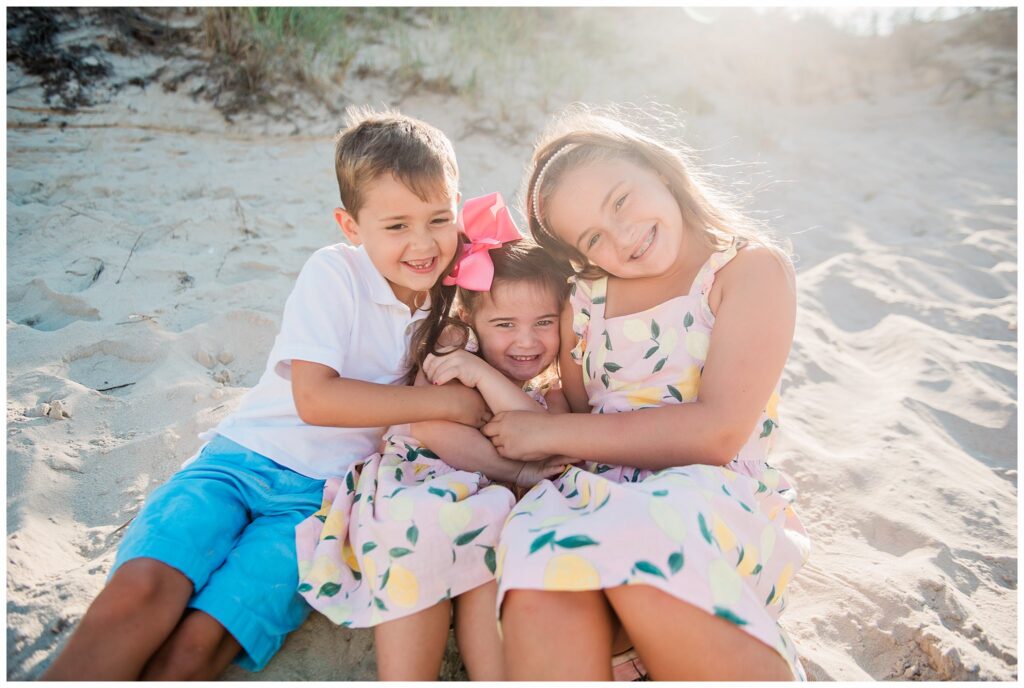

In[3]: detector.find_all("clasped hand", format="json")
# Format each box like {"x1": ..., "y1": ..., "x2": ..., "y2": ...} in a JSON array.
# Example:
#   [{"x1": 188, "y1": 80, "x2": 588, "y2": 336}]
[{"x1": 482, "y1": 411, "x2": 554, "y2": 461}]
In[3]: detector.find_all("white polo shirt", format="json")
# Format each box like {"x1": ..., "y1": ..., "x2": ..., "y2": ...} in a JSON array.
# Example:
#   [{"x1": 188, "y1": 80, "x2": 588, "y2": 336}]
[{"x1": 206, "y1": 243, "x2": 430, "y2": 480}]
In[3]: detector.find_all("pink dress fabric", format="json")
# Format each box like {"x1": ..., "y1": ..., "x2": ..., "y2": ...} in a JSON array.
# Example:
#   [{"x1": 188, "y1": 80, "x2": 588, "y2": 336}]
[
  {"x1": 294, "y1": 391, "x2": 550, "y2": 628},
  {"x1": 495, "y1": 241, "x2": 811, "y2": 679}
]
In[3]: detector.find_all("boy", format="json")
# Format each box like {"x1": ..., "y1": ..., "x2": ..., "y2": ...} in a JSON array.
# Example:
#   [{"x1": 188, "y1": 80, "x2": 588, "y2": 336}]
[{"x1": 44, "y1": 108, "x2": 488, "y2": 680}]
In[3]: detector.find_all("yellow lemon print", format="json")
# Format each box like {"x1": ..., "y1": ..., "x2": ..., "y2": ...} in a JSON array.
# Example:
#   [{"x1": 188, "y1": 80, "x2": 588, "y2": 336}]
[
  {"x1": 388, "y1": 494, "x2": 414, "y2": 521},
  {"x1": 322, "y1": 509, "x2": 347, "y2": 541},
  {"x1": 386, "y1": 564, "x2": 420, "y2": 608},
  {"x1": 659, "y1": 327, "x2": 679, "y2": 355},
  {"x1": 308, "y1": 555, "x2": 340, "y2": 585},
  {"x1": 627, "y1": 386, "x2": 664, "y2": 408},
  {"x1": 592, "y1": 479, "x2": 610, "y2": 507},
  {"x1": 659, "y1": 472, "x2": 694, "y2": 488},
  {"x1": 760, "y1": 525, "x2": 776, "y2": 562},
  {"x1": 763, "y1": 467, "x2": 780, "y2": 491},
  {"x1": 413, "y1": 463, "x2": 430, "y2": 475},
  {"x1": 648, "y1": 497, "x2": 687, "y2": 543},
  {"x1": 774, "y1": 563, "x2": 794, "y2": 602},
  {"x1": 714, "y1": 516, "x2": 738, "y2": 552},
  {"x1": 622, "y1": 318, "x2": 651, "y2": 342},
  {"x1": 686, "y1": 330, "x2": 710, "y2": 360},
  {"x1": 708, "y1": 558, "x2": 743, "y2": 607},
  {"x1": 362, "y1": 553, "x2": 378, "y2": 590},
  {"x1": 539, "y1": 515, "x2": 574, "y2": 529},
  {"x1": 578, "y1": 476, "x2": 592, "y2": 507},
  {"x1": 736, "y1": 546, "x2": 759, "y2": 577},
  {"x1": 515, "y1": 498, "x2": 540, "y2": 516},
  {"x1": 678, "y1": 365, "x2": 701, "y2": 401},
  {"x1": 765, "y1": 390, "x2": 780, "y2": 422},
  {"x1": 439, "y1": 500, "x2": 473, "y2": 539},
  {"x1": 543, "y1": 554, "x2": 601, "y2": 591},
  {"x1": 496, "y1": 542, "x2": 508, "y2": 579},
  {"x1": 449, "y1": 481, "x2": 471, "y2": 501},
  {"x1": 342, "y1": 541, "x2": 360, "y2": 573}
]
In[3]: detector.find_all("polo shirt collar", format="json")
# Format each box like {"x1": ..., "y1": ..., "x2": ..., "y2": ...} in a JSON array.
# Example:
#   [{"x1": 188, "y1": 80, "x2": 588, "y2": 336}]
[{"x1": 354, "y1": 244, "x2": 432, "y2": 318}]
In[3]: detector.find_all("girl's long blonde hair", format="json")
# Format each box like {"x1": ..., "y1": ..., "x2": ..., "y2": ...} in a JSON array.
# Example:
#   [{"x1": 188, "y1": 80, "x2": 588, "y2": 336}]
[{"x1": 524, "y1": 104, "x2": 788, "y2": 278}]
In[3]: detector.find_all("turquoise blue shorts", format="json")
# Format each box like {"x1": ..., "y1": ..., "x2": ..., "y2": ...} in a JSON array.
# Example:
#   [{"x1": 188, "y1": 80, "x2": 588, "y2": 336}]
[{"x1": 111, "y1": 434, "x2": 325, "y2": 672}]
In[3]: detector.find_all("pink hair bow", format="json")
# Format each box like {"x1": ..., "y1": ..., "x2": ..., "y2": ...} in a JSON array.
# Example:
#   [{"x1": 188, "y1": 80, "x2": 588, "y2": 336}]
[{"x1": 443, "y1": 192, "x2": 521, "y2": 291}]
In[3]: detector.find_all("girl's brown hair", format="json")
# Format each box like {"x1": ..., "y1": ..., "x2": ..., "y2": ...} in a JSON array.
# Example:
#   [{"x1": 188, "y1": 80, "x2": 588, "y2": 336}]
[
  {"x1": 406, "y1": 238, "x2": 571, "y2": 384},
  {"x1": 524, "y1": 104, "x2": 788, "y2": 278}
]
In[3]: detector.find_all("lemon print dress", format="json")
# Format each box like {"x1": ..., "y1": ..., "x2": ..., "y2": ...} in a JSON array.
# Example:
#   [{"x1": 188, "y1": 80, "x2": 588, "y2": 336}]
[
  {"x1": 294, "y1": 392, "x2": 545, "y2": 627},
  {"x1": 495, "y1": 242, "x2": 812, "y2": 679}
]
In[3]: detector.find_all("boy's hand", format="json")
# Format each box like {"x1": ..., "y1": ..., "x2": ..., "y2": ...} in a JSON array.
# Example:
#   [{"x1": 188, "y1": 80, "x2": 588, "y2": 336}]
[
  {"x1": 423, "y1": 350, "x2": 490, "y2": 389},
  {"x1": 482, "y1": 411, "x2": 556, "y2": 460},
  {"x1": 443, "y1": 384, "x2": 492, "y2": 428}
]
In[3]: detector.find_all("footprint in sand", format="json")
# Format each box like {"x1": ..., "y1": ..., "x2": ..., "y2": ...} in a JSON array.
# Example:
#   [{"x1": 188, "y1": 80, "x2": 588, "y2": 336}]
[
  {"x1": 65, "y1": 340, "x2": 161, "y2": 395},
  {"x1": 10, "y1": 278, "x2": 101, "y2": 331}
]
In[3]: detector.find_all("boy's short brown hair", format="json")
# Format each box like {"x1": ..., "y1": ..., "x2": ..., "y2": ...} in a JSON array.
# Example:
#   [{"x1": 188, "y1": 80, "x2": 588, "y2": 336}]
[{"x1": 334, "y1": 106, "x2": 459, "y2": 220}]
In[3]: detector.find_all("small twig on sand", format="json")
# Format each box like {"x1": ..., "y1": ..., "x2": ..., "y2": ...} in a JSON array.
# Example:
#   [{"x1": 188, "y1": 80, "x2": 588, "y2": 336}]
[
  {"x1": 61, "y1": 203, "x2": 105, "y2": 224},
  {"x1": 215, "y1": 245, "x2": 239, "y2": 278},
  {"x1": 115, "y1": 232, "x2": 144, "y2": 284},
  {"x1": 115, "y1": 314, "x2": 155, "y2": 325},
  {"x1": 110, "y1": 516, "x2": 136, "y2": 537},
  {"x1": 234, "y1": 195, "x2": 256, "y2": 239},
  {"x1": 96, "y1": 382, "x2": 136, "y2": 393}
]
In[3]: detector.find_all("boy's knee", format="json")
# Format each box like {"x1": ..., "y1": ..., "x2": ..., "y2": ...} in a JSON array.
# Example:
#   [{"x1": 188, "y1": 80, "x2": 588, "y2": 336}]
[
  {"x1": 102, "y1": 558, "x2": 191, "y2": 613},
  {"x1": 142, "y1": 618, "x2": 231, "y2": 680}
]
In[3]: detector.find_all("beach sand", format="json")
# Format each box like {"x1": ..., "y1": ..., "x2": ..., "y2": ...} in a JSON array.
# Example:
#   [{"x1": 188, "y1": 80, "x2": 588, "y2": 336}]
[{"x1": 6, "y1": 7, "x2": 1017, "y2": 680}]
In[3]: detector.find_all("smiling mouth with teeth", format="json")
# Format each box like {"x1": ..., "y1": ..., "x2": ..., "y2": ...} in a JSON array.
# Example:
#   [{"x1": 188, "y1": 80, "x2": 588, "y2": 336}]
[
  {"x1": 403, "y1": 257, "x2": 437, "y2": 271},
  {"x1": 631, "y1": 225, "x2": 657, "y2": 260},
  {"x1": 509, "y1": 354, "x2": 539, "y2": 362}
]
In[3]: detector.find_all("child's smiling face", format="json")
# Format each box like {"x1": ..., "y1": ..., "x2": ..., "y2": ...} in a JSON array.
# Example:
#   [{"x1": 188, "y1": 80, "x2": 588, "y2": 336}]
[
  {"x1": 336, "y1": 173, "x2": 459, "y2": 309},
  {"x1": 545, "y1": 157, "x2": 686, "y2": 279},
  {"x1": 469, "y1": 280, "x2": 561, "y2": 383}
]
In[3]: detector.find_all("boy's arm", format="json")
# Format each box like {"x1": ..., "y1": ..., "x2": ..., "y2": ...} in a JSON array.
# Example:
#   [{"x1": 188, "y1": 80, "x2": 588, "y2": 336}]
[{"x1": 291, "y1": 360, "x2": 491, "y2": 428}]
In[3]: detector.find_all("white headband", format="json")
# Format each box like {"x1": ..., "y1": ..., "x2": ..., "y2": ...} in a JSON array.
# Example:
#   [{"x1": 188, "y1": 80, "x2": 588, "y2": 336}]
[{"x1": 530, "y1": 143, "x2": 578, "y2": 235}]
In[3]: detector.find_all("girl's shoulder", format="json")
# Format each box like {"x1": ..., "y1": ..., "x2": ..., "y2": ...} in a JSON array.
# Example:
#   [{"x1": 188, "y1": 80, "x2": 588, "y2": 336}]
[
  {"x1": 716, "y1": 242, "x2": 794, "y2": 289},
  {"x1": 708, "y1": 241, "x2": 795, "y2": 317}
]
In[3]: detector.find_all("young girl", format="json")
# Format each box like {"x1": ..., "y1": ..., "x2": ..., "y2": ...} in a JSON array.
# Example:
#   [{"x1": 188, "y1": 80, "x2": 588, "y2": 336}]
[
  {"x1": 482, "y1": 108, "x2": 812, "y2": 680},
  {"x1": 295, "y1": 194, "x2": 572, "y2": 680}
]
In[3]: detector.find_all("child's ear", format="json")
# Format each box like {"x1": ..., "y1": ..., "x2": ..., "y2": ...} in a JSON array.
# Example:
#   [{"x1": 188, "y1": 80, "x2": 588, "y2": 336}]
[{"x1": 334, "y1": 208, "x2": 361, "y2": 245}]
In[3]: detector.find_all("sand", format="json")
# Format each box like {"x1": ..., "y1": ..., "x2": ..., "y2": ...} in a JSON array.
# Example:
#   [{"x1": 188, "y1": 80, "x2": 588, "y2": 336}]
[{"x1": 6, "y1": 7, "x2": 1017, "y2": 681}]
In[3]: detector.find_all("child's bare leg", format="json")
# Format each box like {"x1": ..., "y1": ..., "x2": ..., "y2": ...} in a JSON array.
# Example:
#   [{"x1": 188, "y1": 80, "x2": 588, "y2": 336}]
[
  {"x1": 140, "y1": 609, "x2": 241, "y2": 680},
  {"x1": 42, "y1": 558, "x2": 193, "y2": 680},
  {"x1": 452, "y1": 581, "x2": 503, "y2": 680},
  {"x1": 605, "y1": 584, "x2": 793, "y2": 680},
  {"x1": 374, "y1": 600, "x2": 452, "y2": 680},
  {"x1": 501, "y1": 589, "x2": 614, "y2": 680}
]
